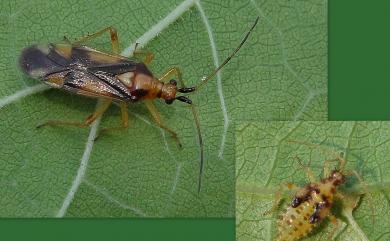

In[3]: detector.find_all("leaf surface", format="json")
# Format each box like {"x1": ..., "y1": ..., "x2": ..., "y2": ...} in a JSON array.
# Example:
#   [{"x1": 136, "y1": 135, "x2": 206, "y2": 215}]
[{"x1": 0, "y1": 0, "x2": 326, "y2": 217}]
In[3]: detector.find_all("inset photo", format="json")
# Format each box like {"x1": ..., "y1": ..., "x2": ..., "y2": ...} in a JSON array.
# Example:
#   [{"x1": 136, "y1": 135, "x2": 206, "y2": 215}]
[{"x1": 236, "y1": 121, "x2": 389, "y2": 241}]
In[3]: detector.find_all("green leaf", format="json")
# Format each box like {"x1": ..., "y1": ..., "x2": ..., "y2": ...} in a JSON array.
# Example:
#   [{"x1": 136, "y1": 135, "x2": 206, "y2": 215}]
[
  {"x1": 0, "y1": 0, "x2": 327, "y2": 217},
  {"x1": 236, "y1": 121, "x2": 390, "y2": 241}
]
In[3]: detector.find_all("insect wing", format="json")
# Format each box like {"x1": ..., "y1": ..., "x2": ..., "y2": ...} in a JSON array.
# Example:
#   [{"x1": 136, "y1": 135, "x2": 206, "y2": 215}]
[
  {"x1": 19, "y1": 44, "x2": 70, "y2": 80},
  {"x1": 51, "y1": 69, "x2": 130, "y2": 100},
  {"x1": 19, "y1": 44, "x2": 141, "y2": 101}
]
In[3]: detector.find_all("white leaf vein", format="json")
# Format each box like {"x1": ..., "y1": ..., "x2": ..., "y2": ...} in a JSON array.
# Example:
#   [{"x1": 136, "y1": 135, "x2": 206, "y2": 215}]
[
  {"x1": 56, "y1": 0, "x2": 198, "y2": 217},
  {"x1": 196, "y1": 1, "x2": 229, "y2": 160},
  {"x1": 56, "y1": 112, "x2": 101, "y2": 217},
  {"x1": 0, "y1": 84, "x2": 49, "y2": 109},
  {"x1": 250, "y1": 0, "x2": 326, "y2": 120},
  {"x1": 84, "y1": 179, "x2": 146, "y2": 217}
]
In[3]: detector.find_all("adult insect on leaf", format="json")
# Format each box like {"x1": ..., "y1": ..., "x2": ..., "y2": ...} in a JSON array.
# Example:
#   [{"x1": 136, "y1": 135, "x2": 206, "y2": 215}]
[{"x1": 18, "y1": 18, "x2": 259, "y2": 194}]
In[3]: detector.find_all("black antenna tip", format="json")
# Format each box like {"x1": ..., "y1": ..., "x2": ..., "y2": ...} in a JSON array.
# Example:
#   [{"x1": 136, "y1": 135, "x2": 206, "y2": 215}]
[
  {"x1": 176, "y1": 96, "x2": 192, "y2": 104},
  {"x1": 251, "y1": 16, "x2": 260, "y2": 30},
  {"x1": 178, "y1": 87, "x2": 196, "y2": 93},
  {"x1": 197, "y1": 160, "x2": 203, "y2": 194}
]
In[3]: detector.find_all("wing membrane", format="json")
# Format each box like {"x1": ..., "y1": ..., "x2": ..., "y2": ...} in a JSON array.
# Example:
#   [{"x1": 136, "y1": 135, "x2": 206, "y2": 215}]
[{"x1": 20, "y1": 43, "x2": 150, "y2": 101}]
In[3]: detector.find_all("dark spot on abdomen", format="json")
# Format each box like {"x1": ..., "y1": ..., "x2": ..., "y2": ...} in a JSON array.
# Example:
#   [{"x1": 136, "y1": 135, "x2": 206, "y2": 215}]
[
  {"x1": 292, "y1": 197, "x2": 302, "y2": 208},
  {"x1": 130, "y1": 89, "x2": 148, "y2": 101}
]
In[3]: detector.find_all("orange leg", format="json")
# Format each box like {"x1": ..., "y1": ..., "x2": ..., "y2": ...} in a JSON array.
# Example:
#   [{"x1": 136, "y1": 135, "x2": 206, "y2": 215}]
[
  {"x1": 133, "y1": 43, "x2": 154, "y2": 65},
  {"x1": 73, "y1": 26, "x2": 120, "y2": 54},
  {"x1": 158, "y1": 67, "x2": 184, "y2": 86},
  {"x1": 327, "y1": 214, "x2": 340, "y2": 241},
  {"x1": 134, "y1": 50, "x2": 154, "y2": 65},
  {"x1": 144, "y1": 100, "x2": 182, "y2": 148},
  {"x1": 264, "y1": 182, "x2": 300, "y2": 216},
  {"x1": 95, "y1": 102, "x2": 129, "y2": 140},
  {"x1": 37, "y1": 99, "x2": 112, "y2": 129},
  {"x1": 40, "y1": 28, "x2": 123, "y2": 133}
]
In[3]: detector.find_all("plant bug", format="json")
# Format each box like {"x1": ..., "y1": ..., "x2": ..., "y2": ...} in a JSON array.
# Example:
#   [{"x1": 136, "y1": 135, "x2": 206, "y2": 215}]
[
  {"x1": 269, "y1": 140, "x2": 374, "y2": 241},
  {"x1": 18, "y1": 17, "x2": 260, "y2": 193}
]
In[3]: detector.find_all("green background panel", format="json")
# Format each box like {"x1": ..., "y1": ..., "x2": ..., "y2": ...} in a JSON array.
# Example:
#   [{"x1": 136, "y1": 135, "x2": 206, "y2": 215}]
[
  {"x1": 0, "y1": 219, "x2": 235, "y2": 241},
  {"x1": 2, "y1": 0, "x2": 390, "y2": 240},
  {"x1": 329, "y1": 0, "x2": 390, "y2": 119}
]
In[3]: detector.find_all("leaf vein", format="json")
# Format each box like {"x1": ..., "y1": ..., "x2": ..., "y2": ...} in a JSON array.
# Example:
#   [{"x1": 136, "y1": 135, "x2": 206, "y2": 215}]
[
  {"x1": 196, "y1": 1, "x2": 229, "y2": 160},
  {"x1": 56, "y1": 0, "x2": 196, "y2": 217},
  {"x1": 84, "y1": 179, "x2": 146, "y2": 217},
  {"x1": 0, "y1": 84, "x2": 49, "y2": 109}
]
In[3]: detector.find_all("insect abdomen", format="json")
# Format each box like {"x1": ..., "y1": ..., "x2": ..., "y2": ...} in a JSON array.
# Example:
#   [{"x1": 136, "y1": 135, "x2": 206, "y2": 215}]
[
  {"x1": 277, "y1": 179, "x2": 337, "y2": 241},
  {"x1": 277, "y1": 201, "x2": 316, "y2": 241}
]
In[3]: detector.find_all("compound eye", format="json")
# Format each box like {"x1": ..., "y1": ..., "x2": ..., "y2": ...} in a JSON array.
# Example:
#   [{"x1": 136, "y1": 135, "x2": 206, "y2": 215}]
[
  {"x1": 165, "y1": 99, "x2": 174, "y2": 105},
  {"x1": 169, "y1": 79, "x2": 177, "y2": 86}
]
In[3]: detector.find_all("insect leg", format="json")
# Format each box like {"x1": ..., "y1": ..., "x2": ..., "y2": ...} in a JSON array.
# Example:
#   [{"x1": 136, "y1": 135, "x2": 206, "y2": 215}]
[
  {"x1": 73, "y1": 26, "x2": 120, "y2": 54},
  {"x1": 144, "y1": 100, "x2": 182, "y2": 148},
  {"x1": 133, "y1": 43, "x2": 154, "y2": 65},
  {"x1": 349, "y1": 170, "x2": 376, "y2": 224},
  {"x1": 288, "y1": 139, "x2": 347, "y2": 171},
  {"x1": 264, "y1": 182, "x2": 299, "y2": 216},
  {"x1": 94, "y1": 102, "x2": 130, "y2": 140},
  {"x1": 327, "y1": 214, "x2": 340, "y2": 241},
  {"x1": 158, "y1": 67, "x2": 205, "y2": 193},
  {"x1": 37, "y1": 99, "x2": 112, "y2": 129},
  {"x1": 63, "y1": 36, "x2": 71, "y2": 44},
  {"x1": 134, "y1": 50, "x2": 154, "y2": 65},
  {"x1": 294, "y1": 155, "x2": 316, "y2": 183},
  {"x1": 120, "y1": 102, "x2": 129, "y2": 127},
  {"x1": 158, "y1": 68, "x2": 183, "y2": 85},
  {"x1": 322, "y1": 157, "x2": 343, "y2": 178}
]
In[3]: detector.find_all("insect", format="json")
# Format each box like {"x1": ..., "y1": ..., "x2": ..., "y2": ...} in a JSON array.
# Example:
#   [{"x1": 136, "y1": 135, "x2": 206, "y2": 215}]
[
  {"x1": 18, "y1": 17, "x2": 260, "y2": 193},
  {"x1": 272, "y1": 140, "x2": 372, "y2": 241}
]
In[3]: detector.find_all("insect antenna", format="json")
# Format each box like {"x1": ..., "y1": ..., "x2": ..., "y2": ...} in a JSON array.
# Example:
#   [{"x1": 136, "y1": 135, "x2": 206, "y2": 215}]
[
  {"x1": 288, "y1": 139, "x2": 347, "y2": 171},
  {"x1": 190, "y1": 104, "x2": 204, "y2": 194},
  {"x1": 177, "y1": 16, "x2": 260, "y2": 94},
  {"x1": 176, "y1": 17, "x2": 259, "y2": 193},
  {"x1": 175, "y1": 77, "x2": 204, "y2": 194},
  {"x1": 293, "y1": 155, "x2": 316, "y2": 179}
]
